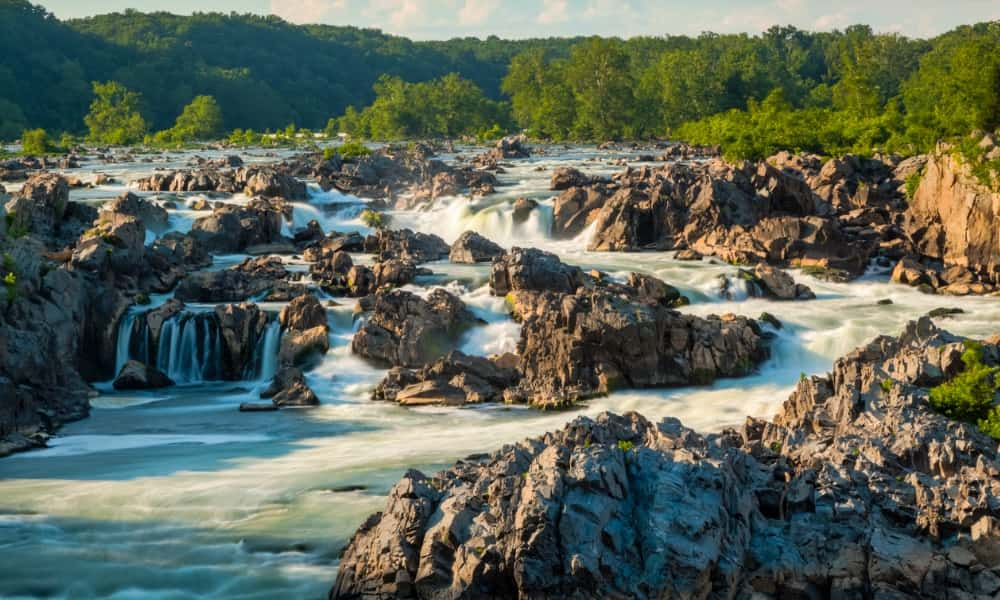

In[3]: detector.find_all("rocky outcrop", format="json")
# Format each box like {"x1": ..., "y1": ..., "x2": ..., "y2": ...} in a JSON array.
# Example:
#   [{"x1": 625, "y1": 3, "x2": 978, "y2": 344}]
[
  {"x1": 189, "y1": 202, "x2": 285, "y2": 253},
  {"x1": 134, "y1": 166, "x2": 306, "y2": 200},
  {"x1": 489, "y1": 247, "x2": 586, "y2": 296},
  {"x1": 4, "y1": 173, "x2": 68, "y2": 239},
  {"x1": 470, "y1": 135, "x2": 531, "y2": 170},
  {"x1": 99, "y1": 192, "x2": 169, "y2": 232},
  {"x1": 333, "y1": 319, "x2": 1000, "y2": 599},
  {"x1": 552, "y1": 185, "x2": 607, "y2": 238},
  {"x1": 278, "y1": 293, "x2": 330, "y2": 366},
  {"x1": 352, "y1": 289, "x2": 480, "y2": 367},
  {"x1": 112, "y1": 360, "x2": 173, "y2": 390},
  {"x1": 506, "y1": 288, "x2": 768, "y2": 406},
  {"x1": 302, "y1": 231, "x2": 366, "y2": 261},
  {"x1": 369, "y1": 228, "x2": 449, "y2": 264},
  {"x1": 903, "y1": 140, "x2": 1000, "y2": 294},
  {"x1": 259, "y1": 366, "x2": 319, "y2": 407},
  {"x1": 550, "y1": 166, "x2": 592, "y2": 191},
  {"x1": 175, "y1": 263, "x2": 283, "y2": 303},
  {"x1": 373, "y1": 351, "x2": 519, "y2": 406},
  {"x1": 215, "y1": 303, "x2": 270, "y2": 380},
  {"x1": 448, "y1": 231, "x2": 504, "y2": 264},
  {"x1": 740, "y1": 264, "x2": 816, "y2": 300}
]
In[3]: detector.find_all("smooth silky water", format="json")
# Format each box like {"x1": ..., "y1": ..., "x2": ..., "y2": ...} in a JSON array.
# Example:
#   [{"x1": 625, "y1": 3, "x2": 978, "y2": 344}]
[{"x1": 1, "y1": 146, "x2": 997, "y2": 599}]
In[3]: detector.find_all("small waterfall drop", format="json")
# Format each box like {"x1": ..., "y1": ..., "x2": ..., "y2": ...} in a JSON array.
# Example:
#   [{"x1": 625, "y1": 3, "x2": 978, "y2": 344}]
[{"x1": 251, "y1": 320, "x2": 282, "y2": 382}]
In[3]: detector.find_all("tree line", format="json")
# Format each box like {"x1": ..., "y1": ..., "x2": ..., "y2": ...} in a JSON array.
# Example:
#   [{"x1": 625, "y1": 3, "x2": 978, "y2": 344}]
[{"x1": 2, "y1": 0, "x2": 998, "y2": 160}]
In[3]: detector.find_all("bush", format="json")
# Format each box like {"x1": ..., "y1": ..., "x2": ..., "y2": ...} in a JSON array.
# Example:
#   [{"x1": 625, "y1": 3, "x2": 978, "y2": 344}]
[
  {"x1": 928, "y1": 340, "x2": 1000, "y2": 438},
  {"x1": 616, "y1": 440, "x2": 635, "y2": 452},
  {"x1": 360, "y1": 208, "x2": 388, "y2": 229},
  {"x1": 904, "y1": 169, "x2": 924, "y2": 200},
  {"x1": 338, "y1": 140, "x2": 371, "y2": 160},
  {"x1": 21, "y1": 128, "x2": 55, "y2": 155}
]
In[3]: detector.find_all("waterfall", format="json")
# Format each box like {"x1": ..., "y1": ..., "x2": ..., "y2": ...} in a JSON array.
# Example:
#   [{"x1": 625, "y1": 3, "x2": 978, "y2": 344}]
[
  {"x1": 114, "y1": 309, "x2": 281, "y2": 385},
  {"x1": 251, "y1": 320, "x2": 282, "y2": 382}
]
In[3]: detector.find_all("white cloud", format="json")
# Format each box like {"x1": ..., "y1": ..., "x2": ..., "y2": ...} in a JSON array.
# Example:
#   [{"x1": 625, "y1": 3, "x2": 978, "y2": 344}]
[
  {"x1": 537, "y1": 0, "x2": 569, "y2": 24},
  {"x1": 458, "y1": 0, "x2": 500, "y2": 26},
  {"x1": 813, "y1": 12, "x2": 849, "y2": 30},
  {"x1": 270, "y1": 0, "x2": 342, "y2": 24}
]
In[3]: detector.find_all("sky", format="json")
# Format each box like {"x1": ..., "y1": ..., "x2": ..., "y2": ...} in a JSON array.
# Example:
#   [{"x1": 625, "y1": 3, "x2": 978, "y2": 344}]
[{"x1": 36, "y1": 0, "x2": 1000, "y2": 40}]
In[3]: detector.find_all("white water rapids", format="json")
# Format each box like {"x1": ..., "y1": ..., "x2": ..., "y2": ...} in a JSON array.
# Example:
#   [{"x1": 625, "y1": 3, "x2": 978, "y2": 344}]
[{"x1": 1, "y1": 146, "x2": 998, "y2": 599}]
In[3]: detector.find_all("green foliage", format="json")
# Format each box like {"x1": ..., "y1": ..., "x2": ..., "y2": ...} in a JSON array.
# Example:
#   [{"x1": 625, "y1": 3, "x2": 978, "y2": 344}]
[
  {"x1": 2, "y1": 254, "x2": 16, "y2": 302},
  {"x1": 904, "y1": 169, "x2": 924, "y2": 200},
  {"x1": 333, "y1": 74, "x2": 508, "y2": 140},
  {"x1": 769, "y1": 441, "x2": 782, "y2": 453},
  {"x1": 881, "y1": 378, "x2": 894, "y2": 393},
  {"x1": 928, "y1": 340, "x2": 1000, "y2": 439},
  {"x1": 616, "y1": 440, "x2": 635, "y2": 452},
  {"x1": 135, "y1": 292, "x2": 150, "y2": 305},
  {"x1": 476, "y1": 123, "x2": 505, "y2": 142},
  {"x1": 337, "y1": 140, "x2": 371, "y2": 160},
  {"x1": 21, "y1": 128, "x2": 58, "y2": 155},
  {"x1": 153, "y1": 95, "x2": 223, "y2": 145},
  {"x1": 85, "y1": 81, "x2": 147, "y2": 145},
  {"x1": 360, "y1": 209, "x2": 388, "y2": 229}
]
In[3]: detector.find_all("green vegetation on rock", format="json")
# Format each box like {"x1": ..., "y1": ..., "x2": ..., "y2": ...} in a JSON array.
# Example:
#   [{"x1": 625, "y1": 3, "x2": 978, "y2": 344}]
[{"x1": 928, "y1": 340, "x2": 1000, "y2": 439}]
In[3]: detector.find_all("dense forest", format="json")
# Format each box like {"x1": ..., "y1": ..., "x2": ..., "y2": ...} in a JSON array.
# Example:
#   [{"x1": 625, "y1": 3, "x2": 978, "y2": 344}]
[{"x1": 1, "y1": 0, "x2": 998, "y2": 160}]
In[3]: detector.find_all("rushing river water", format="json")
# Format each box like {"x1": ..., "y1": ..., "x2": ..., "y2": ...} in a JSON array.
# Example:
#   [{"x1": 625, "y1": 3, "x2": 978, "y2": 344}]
[{"x1": 1, "y1": 145, "x2": 999, "y2": 599}]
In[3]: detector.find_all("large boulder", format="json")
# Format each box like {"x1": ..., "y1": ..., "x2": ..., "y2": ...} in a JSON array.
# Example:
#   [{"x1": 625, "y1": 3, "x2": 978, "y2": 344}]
[
  {"x1": 190, "y1": 203, "x2": 284, "y2": 253},
  {"x1": 370, "y1": 228, "x2": 449, "y2": 264},
  {"x1": 550, "y1": 167, "x2": 591, "y2": 191},
  {"x1": 352, "y1": 289, "x2": 480, "y2": 367},
  {"x1": 3, "y1": 173, "x2": 68, "y2": 239},
  {"x1": 373, "y1": 351, "x2": 519, "y2": 406},
  {"x1": 278, "y1": 293, "x2": 330, "y2": 366},
  {"x1": 113, "y1": 360, "x2": 173, "y2": 390},
  {"x1": 449, "y1": 230, "x2": 504, "y2": 264},
  {"x1": 260, "y1": 366, "x2": 319, "y2": 407},
  {"x1": 507, "y1": 287, "x2": 769, "y2": 406},
  {"x1": 489, "y1": 247, "x2": 586, "y2": 296},
  {"x1": 100, "y1": 192, "x2": 169, "y2": 232},
  {"x1": 552, "y1": 186, "x2": 606, "y2": 238},
  {"x1": 333, "y1": 319, "x2": 1000, "y2": 599},
  {"x1": 214, "y1": 303, "x2": 270, "y2": 380},
  {"x1": 242, "y1": 168, "x2": 307, "y2": 200}
]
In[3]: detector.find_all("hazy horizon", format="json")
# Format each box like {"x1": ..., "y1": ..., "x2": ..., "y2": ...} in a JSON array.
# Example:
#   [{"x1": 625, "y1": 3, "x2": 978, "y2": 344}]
[{"x1": 35, "y1": 0, "x2": 1000, "y2": 40}]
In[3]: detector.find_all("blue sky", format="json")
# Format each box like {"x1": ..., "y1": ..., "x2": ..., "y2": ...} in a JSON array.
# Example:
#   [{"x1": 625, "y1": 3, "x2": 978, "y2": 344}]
[{"x1": 38, "y1": 0, "x2": 1000, "y2": 40}]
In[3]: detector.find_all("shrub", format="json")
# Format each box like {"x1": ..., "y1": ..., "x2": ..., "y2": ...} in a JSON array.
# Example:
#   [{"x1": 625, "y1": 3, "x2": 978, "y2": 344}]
[
  {"x1": 881, "y1": 378, "x2": 894, "y2": 393},
  {"x1": 338, "y1": 140, "x2": 371, "y2": 160},
  {"x1": 21, "y1": 128, "x2": 54, "y2": 155},
  {"x1": 904, "y1": 169, "x2": 924, "y2": 200},
  {"x1": 360, "y1": 208, "x2": 388, "y2": 229},
  {"x1": 617, "y1": 440, "x2": 635, "y2": 452},
  {"x1": 3, "y1": 270, "x2": 16, "y2": 302},
  {"x1": 135, "y1": 292, "x2": 150, "y2": 305},
  {"x1": 928, "y1": 340, "x2": 1000, "y2": 438}
]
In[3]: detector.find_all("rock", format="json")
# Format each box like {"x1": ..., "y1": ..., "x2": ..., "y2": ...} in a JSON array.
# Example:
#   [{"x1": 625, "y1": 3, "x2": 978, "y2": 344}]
[
  {"x1": 174, "y1": 267, "x2": 280, "y2": 303},
  {"x1": 552, "y1": 186, "x2": 606, "y2": 238},
  {"x1": 371, "y1": 228, "x2": 449, "y2": 264},
  {"x1": 489, "y1": 247, "x2": 585, "y2": 296},
  {"x1": 190, "y1": 203, "x2": 284, "y2": 253},
  {"x1": 334, "y1": 320, "x2": 1000, "y2": 600},
  {"x1": 926, "y1": 307, "x2": 964, "y2": 318},
  {"x1": 4, "y1": 173, "x2": 68, "y2": 239},
  {"x1": 511, "y1": 197, "x2": 537, "y2": 224},
  {"x1": 674, "y1": 249, "x2": 703, "y2": 261},
  {"x1": 278, "y1": 294, "x2": 330, "y2": 367},
  {"x1": 243, "y1": 168, "x2": 307, "y2": 200},
  {"x1": 743, "y1": 264, "x2": 816, "y2": 300},
  {"x1": 624, "y1": 272, "x2": 684, "y2": 307},
  {"x1": 239, "y1": 402, "x2": 279, "y2": 412},
  {"x1": 214, "y1": 303, "x2": 270, "y2": 380},
  {"x1": 373, "y1": 351, "x2": 520, "y2": 405},
  {"x1": 112, "y1": 360, "x2": 174, "y2": 390},
  {"x1": 260, "y1": 366, "x2": 319, "y2": 407},
  {"x1": 891, "y1": 256, "x2": 939, "y2": 288},
  {"x1": 100, "y1": 192, "x2": 169, "y2": 232},
  {"x1": 352, "y1": 289, "x2": 480, "y2": 367},
  {"x1": 302, "y1": 231, "x2": 366, "y2": 261},
  {"x1": 371, "y1": 259, "x2": 417, "y2": 288},
  {"x1": 448, "y1": 230, "x2": 504, "y2": 264},
  {"x1": 507, "y1": 287, "x2": 769, "y2": 406},
  {"x1": 550, "y1": 167, "x2": 591, "y2": 190}
]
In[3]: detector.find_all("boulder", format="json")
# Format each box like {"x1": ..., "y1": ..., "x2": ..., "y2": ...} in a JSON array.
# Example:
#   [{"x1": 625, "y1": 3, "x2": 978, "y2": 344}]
[
  {"x1": 112, "y1": 360, "x2": 173, "y2": 390},
  {"x1": 371, "y1": 228, "x2": 449, "y2": 264},
  {"x1": 511, "y1": 197, "x2": 538, "y2": 224},
  {"x1": 242, "y1": 168, "x2": 307, "y2": 200},
  {"x1": 448, "y1": 231, "x2": 504, "y2": 264},
  {"x1": 260, "y1": 366, "x2": 319, "y2": 407},
  {"x1": 552, "y1": 186, "x2": 606, "y2": 238},
  {"x1": 278, "y1": 293, "x2": 330, "y2": 367},
  {"x1": 190, "y1": 203, "x2": 284, "y2": 253},
  {"x1": 333, "y1": 319, "x2": 1000, "y2": 599},
  {"x1": 214, "y1": 303, "x2": 270, "y2": 380},
  {"x1": 352, "y1": 289, "x2": 480, "y2": 367},
  {"x1": 550, "y1": 167, "x2": 591, "y2": 190},
  {"x1": 743, "y1": 264, "x2": 816, "y2": 300},
  {"x1": 373, "y1": 351, "x2": 520, "y2": 405},
  {"x1": 100, "y1": 192, "x2": 169, "y2": 232},
  {"x1": 490, "y1": 247, "x2": 585, "y2": 296},
  {"x1": 4, "y1": 173, "x2": 68, "y2": 239}
]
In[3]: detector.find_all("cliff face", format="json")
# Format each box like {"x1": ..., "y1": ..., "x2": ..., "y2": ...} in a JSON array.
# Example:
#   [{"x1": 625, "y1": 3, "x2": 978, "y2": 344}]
[
  {"x1": 332, "y1": 318, "x2": 1000, "y2": 599},
  {"x1": 906, "y1": 144, "x2": 1000, "y2": 287}
]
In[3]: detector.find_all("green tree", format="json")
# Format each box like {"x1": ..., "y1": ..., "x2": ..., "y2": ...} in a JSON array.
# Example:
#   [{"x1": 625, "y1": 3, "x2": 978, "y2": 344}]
[
  {"x1": 20, "y1": 128, "x2": 53, "y2": 155},
  {"x1": 564, "y1": 38, "x2": 635, "y2": 139},
  {"x1": 84, "y1": 81, "x2": 147, "y2": 145},
  {"x1": 166, "y1": 95, "x2": 223, "y2": 141}
]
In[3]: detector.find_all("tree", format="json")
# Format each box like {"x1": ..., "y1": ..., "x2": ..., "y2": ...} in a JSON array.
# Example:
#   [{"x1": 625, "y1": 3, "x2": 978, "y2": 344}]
[
  {"x1": 84, "y1": 81, "x2": 147, "y2": 145},
  {"x1": 563, "y1": 38, "x2": 635, "y2": 140},
  {"x1": 20, "y1": 128, "x2": 53, "y2": 155},
  {"x1": 167, "y1": 95, "x2": 223, "y2": 141}
]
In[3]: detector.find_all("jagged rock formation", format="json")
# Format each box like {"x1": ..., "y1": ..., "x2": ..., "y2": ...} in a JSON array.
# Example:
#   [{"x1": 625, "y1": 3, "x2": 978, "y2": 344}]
[
  {"x1": 332, "y1": 318, "x2": 1000, "y2": 599},
  {"x1": 448, "y1": 231, "x2": 505, "y2": 264},
  {"x1": 134, "y1": 166, "x2": 306, "y2": 199}
]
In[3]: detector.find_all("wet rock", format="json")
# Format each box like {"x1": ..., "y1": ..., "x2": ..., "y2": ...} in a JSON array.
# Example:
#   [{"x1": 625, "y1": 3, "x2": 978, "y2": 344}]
[
  {"x1": 489, "y1": 247, "x2": 586, "y2": 296},
  {"x1": 371, "y1": 228, "x2": 449, "y2": 264},
  {"x1": 552, "y1": 186, "x2": 606, "y2": 238},
  {"x1": 449, "y1": 230, "x2": 504, "y2": 264},
  {"x1": 4, "y1": 173, "x2": 68, "y2": 239},
  {"x1": 242, "y1": 168, "x2": 306, "y2": 200},
  {"x1": 674, "y1": 248, "x2": 703, "y2": 261},
  {"x1": 511, "y1": 197, "x2": 538, "y2": 224},
  {"x1": 113, "y1": 360, "x2": 173, "y2": 390},
  {"x1": 99, "y1": 192, "x2": 169, "y2": 232},
  {"x1": 743, "y1": 264, "x2": 815, "y2": 300},
  {"x1": 352, "y1": 289, "x2": 480, "y2": 367},
  {"x1": 334, "y1": 320, "x2": 1000, "y2": 599},
  {"x1": 260, "y1": 366, "x2": 319, "y2": 407},
  {"x1": 624, "y1": 272, "x2": 685, "y2": 307},
  {"x1": 278, "y1": 294, "x2": 330, "y2": 367},
  {"x1": 189, "y1": 203, "x2": 284, "y2": 253},
  {"x1": 374, "y1": 351, "x2": 520, "y2": 405},
  {"x1": 550, "y1": 166, "x2": 592, "y2": 190},
  {"x1": 174, "y1": 260, "x2": 284, "y2": 303},
  {"x1": 302, "y1": 231, "x2": 366, "y2": 261},
  {"x1": 215, "y1": 303, "x2": 270, "y2": 380}
]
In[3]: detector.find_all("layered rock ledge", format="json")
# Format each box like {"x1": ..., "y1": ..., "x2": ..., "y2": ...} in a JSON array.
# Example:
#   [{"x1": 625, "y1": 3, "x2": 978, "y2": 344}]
[{"x1": 333, "y1": 318, "x2": 1000, "y2": 599}]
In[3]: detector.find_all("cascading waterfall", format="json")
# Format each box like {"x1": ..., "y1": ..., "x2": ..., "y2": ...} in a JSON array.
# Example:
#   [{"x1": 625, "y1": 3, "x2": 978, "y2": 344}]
[{"x1": 114, "y1": 310, "x2": 281, "y2": 384}]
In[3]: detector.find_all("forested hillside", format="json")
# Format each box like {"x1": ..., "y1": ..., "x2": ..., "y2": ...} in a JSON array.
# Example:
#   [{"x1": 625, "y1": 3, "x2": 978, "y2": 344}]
[{"x1": 1, "y1": 0, "x2": 998, "y2": 161}]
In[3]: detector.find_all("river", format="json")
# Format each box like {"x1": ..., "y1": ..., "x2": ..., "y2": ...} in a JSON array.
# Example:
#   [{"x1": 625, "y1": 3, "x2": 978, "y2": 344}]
[{"x1": 1, "y1": 145, "x2": 996, "y2": 599}]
